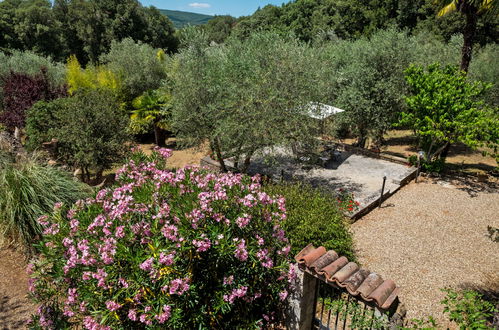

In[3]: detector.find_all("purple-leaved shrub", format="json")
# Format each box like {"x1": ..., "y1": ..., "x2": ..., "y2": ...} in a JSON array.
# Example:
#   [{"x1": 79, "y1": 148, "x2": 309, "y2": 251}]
[
  {"x1": 0, "y1": 68, "x2": 66, "y2": 131},
  {"x1": 28, "y1": 148, "x2": 294, "y2": 329}
]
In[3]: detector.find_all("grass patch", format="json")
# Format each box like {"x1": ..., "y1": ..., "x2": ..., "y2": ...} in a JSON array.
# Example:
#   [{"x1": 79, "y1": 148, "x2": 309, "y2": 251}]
[{"x1": 0, "y1": 153, "x2": 90, "y2": 251}]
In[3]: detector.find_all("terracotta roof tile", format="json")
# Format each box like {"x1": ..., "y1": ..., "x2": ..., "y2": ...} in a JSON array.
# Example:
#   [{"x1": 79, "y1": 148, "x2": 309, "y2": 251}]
[{"x1": 295, "y1": 244, "x2": 400, "y2": 310}]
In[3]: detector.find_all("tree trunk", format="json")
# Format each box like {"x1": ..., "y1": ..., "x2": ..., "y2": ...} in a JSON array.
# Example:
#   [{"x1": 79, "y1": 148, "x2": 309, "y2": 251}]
[
  {"x1": 213, "y1": 138, "x2": 227, "y2": 172},
  {"x1": 440, "y1": 141, "x2": 451, "y2": 160},
  {"x1": 460, "y1": 5, "x2": 478, "y2": 73},
  {"x1": 153, "y1": 124, "x2": 167, "y2": 147},
  {"x1": 240, "y1": 149, "x2": 256, "y2": 174},
  {"x1": 355, "y1": 135, "x2": 367, "y2": 148}
]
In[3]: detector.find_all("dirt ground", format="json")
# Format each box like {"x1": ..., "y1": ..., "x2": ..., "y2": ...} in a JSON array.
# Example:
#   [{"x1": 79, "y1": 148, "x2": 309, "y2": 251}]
[
  {"x1": 343, "y1": 129, "x2": 497, "y2": 174},
  {"x1": 0, "y1": 249, "x2": 35, "y2": 329},
  {"x1": 138, "y1": 139, "x2": 208, "y2": 169},
  {"x1": 352, "y1": 179, "x2": 499, "y2": 328}
]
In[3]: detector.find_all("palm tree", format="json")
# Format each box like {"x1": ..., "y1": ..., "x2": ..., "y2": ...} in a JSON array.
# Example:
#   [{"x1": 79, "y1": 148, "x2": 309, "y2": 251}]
[
  {"x1": 131, "y1": 90, "x2": 172, "y2": 147},
  {"x1": 436, "y1": 0, "x2": 498, "y2": 73}
]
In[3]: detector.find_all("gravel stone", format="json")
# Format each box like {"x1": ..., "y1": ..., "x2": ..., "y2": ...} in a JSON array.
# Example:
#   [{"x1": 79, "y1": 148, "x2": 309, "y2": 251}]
[{"x1": 352, "y1": 180, "x2": 499, "y2": 328}]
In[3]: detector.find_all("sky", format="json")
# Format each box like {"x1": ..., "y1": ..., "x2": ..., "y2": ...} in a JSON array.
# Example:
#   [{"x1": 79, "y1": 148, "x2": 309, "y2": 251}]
[{"x1": 140, "y1": 1, "x2": 289, "y2": 17}]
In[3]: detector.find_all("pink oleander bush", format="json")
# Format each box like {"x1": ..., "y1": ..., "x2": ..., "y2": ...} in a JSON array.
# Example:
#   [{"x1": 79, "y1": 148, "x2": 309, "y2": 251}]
[{"x1": 28, "y1": 148, "x2": 294, "y2": 329}]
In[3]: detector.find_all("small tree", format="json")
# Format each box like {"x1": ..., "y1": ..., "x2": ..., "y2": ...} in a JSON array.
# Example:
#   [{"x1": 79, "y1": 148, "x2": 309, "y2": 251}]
[
  {"x1": 317, "y1": 28, "x2": 415, "y2": 148},
  {"x1": 172, "y1": 31, "x2": 320, "y2": 172},
  {"x1": 26, "y1": 90, "x2": 130, "y2": 181},
  {"x1": 400, "y1": 63, "x2": 498, "y2": 163},
  {"x1": 66, "y1": 55, "x2": 121, "y2": 97}
]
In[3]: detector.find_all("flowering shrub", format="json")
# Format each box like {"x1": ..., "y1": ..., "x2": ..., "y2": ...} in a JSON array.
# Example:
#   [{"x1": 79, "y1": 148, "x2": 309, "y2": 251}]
[
  {"x1": 335, "y1": 189, "x2": 360, "y2": 213},
  {"x1": 28, "y1": 148, "x2": 293, "y2": 329}
]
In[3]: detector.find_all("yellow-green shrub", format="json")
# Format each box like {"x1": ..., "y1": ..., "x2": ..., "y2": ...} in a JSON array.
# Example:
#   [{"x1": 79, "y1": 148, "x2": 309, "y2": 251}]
[{"x1": 66, "y1": 55, "x2": 121, "y2": 97}]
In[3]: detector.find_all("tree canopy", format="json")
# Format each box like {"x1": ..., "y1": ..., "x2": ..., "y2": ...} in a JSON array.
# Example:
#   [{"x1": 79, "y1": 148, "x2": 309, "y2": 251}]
[
  {"x1": 0, "y1": 0, "x2": 178, "y2": 64},
  {"x1": 401, "y1": 63, "x2": 498, "y2": 162}
]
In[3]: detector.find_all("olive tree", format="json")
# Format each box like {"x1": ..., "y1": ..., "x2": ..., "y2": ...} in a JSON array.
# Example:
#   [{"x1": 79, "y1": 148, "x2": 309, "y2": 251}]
[
  {"x1": 26, "y1": 89, "x2": 130, "y2": 181},
  {"x1": 317, "y1": 28, "x2": 416, "y2": 148},
  {"x1": 171, "y1": 32, "x2": 321, "y2": 172}
]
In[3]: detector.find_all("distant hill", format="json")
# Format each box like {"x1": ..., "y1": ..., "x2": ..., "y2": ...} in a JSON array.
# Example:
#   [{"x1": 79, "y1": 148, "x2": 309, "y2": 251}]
[{"x1": 159, "y1": 9, "x2": 213, "y2": 28}]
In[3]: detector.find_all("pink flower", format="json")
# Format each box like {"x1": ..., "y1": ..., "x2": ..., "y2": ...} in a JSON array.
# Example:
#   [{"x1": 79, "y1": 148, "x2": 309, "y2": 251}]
[
  {"x1": 119, "y1": 278, "x2": 129, "y2": 288},
  {"x1": 159, "y1": 252, "x2": 175, "y2": 265},
  {"x1": 234, "y1": 239, "x2": 248, "y2": 261},
  {"x1": 140, "y1": 257, "x2": 155, "y2": 272},
  {"x1": 279, "y1": 290, "x2": 288, "y2": 301},
  {"x1": 128, "y1": 309, "x2": 138, "y2": 321},
  {"x1": 192, "y1": 238, "x2": 211, "y2": 252},
  {"x1": 235, "y1": 214, "x2": 251, "y2": 228},
  {"x1": 154, "y1": 147, "x2": 172, "y2": 159},
  {"x1": 43, "y1": 223, "x2": 59, "y2": 235},
  {"x1": 223, "y1": 275, "x2": 234, "y2": 285},
  {"x1": 256, "y1": 249, "x2": 273, "y2": 268},
  {"x1": 223, "y1": 285, "x2": 248, "y2": 303},
  {"x1": 161, "y1": 224, "x2": 178, "y2": 241},
  {"x1": 105, "y1": 300, "x2": 121, "y2": 312},
  {"x1": 115, "y1": 226, "x2": 125, "y2": 238},
  {"x1": 155, "y1": 305, "x2": 172, "y2": 324},
  {"x1": 168, "y1": 278, "x2": 190, "y2": 295}
]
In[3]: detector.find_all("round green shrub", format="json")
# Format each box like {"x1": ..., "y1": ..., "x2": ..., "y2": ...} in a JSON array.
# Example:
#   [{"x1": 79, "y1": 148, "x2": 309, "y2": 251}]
[
  {"x1": 29, "y1": 149, "x2": 293, "y2": 329},
  {"x1": 26, "y1": 89, "x2": 130, "y2": 178},
  {"x1": 264, "y1": 183, "x2": 355, "y2": 260}
]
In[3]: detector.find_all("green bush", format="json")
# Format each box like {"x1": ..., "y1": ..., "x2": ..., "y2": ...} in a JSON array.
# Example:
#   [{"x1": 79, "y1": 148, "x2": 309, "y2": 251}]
[
  {"x1": 0, "y1": 155, "x2": 89, "y2": 250},
  {"x1": 0, "y1": 50, "x2": 65, "y2": 85},
  {"x1": 441, "y1": 288, "x2": 497, "y2": 329},
  {"x1": 264, "y1": 183, "x2": 355, "y2": 260},
  {"x1": 26, "y1": 90, "x2": 130, "y2": 180}
]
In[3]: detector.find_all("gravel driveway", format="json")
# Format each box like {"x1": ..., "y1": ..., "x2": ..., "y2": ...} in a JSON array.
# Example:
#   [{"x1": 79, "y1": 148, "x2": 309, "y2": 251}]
[{"x1": 352, "y1": 180, "x2": 499, "y2": 327}]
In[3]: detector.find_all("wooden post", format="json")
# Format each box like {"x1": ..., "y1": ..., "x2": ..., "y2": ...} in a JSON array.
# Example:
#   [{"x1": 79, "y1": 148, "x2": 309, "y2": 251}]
[
  {"x1": 379, "y1": 176, "x2": 387, "y2": 208},
  {"x1": 286, "y1": 265, "x2": 318, "y2": 330}
]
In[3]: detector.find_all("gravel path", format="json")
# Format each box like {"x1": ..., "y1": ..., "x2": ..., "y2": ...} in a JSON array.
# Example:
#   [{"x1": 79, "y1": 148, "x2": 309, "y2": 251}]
[{"x1": 352, "y1": 180, "x2": 499, "y2": 327}]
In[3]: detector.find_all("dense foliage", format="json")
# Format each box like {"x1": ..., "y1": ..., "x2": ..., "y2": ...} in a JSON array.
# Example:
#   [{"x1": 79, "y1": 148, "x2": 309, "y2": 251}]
[
  {"x1": 0, "y1": 0, "x2": 178, "y2": 64},
  {"x1": 172, "y1": 31, "x2": 320, "y2": 172},
  {"x1": 100, "y1": 38, "x2": 168, "y2": 101},
  {"x1": 26, "y1": 90, "x2": 130, "y2": 180},
  {"x1": 0, "y1": 69, "x2": 66, "y2": 131},
  {"x1": 198, "y1": 0, "x2": 498, "y2": 47},
  {"x1": 264, "y1": 183, "x2": 355, "y2": 259},
  {"x1": 0, "y1": 153, "x2": 88, "y2": 250},
  {"x1": 29, "y1": 149, "x2": 293, "y2": 328},
  {"x1": 131, "y1": 89, "x2": 172, "y2": 146},
  {"x1": 441, "y1": 288, "x2": 498, "y2": 329},
  {"x1": 65, "y1": 55, "x2": 121, "y2": 97},
  {"x1": 401, "y1": 64, "x2": 498, "y2": 163},
  {"x1": 317, "y1": 28, "x2": 414, "y2": 147}
]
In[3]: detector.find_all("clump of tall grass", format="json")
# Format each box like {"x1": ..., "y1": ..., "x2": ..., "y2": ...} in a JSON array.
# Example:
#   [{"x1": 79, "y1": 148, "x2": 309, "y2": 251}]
[{"x1": 0, "y1": 153, "x2": 90, "y2": 251}]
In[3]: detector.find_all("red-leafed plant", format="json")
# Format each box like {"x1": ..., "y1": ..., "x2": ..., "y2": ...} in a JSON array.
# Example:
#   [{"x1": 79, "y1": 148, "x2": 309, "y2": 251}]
[{"x1": 0, "y1": 68, "x2": 66, "y2": 132}]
